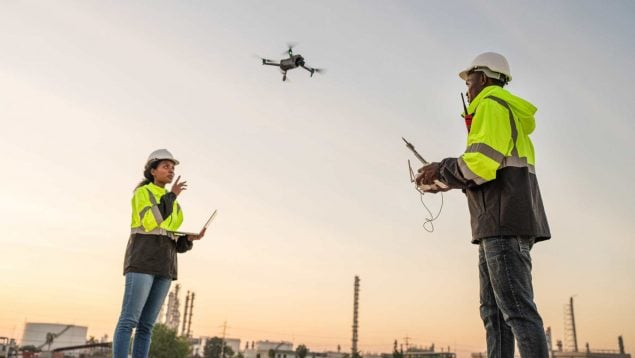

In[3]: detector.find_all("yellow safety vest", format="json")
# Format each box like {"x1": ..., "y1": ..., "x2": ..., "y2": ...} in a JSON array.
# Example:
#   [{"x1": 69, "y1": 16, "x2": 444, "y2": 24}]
[{"x1": 130, "y1": 182, "x2": 183, "y2": 235}]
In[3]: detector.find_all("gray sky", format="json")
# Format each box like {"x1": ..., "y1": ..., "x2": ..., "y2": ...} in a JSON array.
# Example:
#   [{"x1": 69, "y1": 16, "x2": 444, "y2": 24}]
[{"x1": 1, "y1": 1, "x2": 634, "y2": 357}]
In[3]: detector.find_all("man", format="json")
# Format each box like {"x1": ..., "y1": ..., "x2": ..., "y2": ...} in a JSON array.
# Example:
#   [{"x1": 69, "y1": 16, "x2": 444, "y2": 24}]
[{"x1": 416, "y1": 52, "x2": 551, "y2": 357}]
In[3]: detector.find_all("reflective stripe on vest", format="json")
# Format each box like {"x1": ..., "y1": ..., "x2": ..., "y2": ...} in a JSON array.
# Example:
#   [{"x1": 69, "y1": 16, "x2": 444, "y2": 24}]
[
  {"x1": 146, "y1": 188, "x2": 164, "y2": 225},
  {"x1": 486, "y1": 95, "x2": 519, "y2": 157},
  {"x1": 458, "y1": 157, "x2": 488, "y2": 185},
  {"x1": 131, "y1": 227, "x2": 177, "y2": 241},
  {"x1": 459, "y1": 95, "x2": 535, "y2": 184}
]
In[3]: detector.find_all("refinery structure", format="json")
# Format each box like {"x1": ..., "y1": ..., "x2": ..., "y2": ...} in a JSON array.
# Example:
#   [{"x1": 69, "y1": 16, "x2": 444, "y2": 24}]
[
  {"x1": 1, "y1": 280, "x2": 630, "y2": 358},
  {"x1": 159, "y1": 283, "x2": 196, "y2": 337}
]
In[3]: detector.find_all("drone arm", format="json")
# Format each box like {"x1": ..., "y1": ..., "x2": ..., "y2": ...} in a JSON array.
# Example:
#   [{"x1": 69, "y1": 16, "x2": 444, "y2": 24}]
[
  {"x1": 262, "y1": 60, "x2": 281, "y2": 67},
  {"x1": 300, "y1": 65, "x2": 315, "y2": 76}
]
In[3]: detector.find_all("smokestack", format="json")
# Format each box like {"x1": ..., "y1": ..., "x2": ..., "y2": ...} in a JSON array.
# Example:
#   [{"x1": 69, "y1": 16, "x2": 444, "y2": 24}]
[
  {"x1": 545, "y1": 327, "x2": 553, "y2": 358},
  {"x1": 564, "y1": 296, "x2": 579, "y2": 352},
  {"x1": 619, "y1": 336, "x2": 625, "y2": 354},
  {"x1": 181, "y1": 291, "x2": 190, "y2": 336},
  {"x1": 186, "y1": 292, "x2": 195, "y2": 337},
  {"x1": 570, "y1": 297, "x2": 578, "y2": 352},
  {"x1": 352, "y1": 276, "x2": 360, "y2": 358}
]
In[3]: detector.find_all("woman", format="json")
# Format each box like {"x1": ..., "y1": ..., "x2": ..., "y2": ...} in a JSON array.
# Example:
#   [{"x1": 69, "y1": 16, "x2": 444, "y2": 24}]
[{"x1": 113, "y1": 149, "x2": 205, "y2": 358}]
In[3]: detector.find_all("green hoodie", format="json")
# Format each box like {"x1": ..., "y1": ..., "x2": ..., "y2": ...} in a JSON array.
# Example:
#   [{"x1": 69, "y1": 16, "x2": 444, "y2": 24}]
[
  {"x1": 438, "y1": 86, "x2": 550, "y2": 243},
  {"x1": 461, "y1": 86, "x2": 539, "y2": 182},
  {"x1": 467, "y1": 85, "x2": 537, "y2": 135}
]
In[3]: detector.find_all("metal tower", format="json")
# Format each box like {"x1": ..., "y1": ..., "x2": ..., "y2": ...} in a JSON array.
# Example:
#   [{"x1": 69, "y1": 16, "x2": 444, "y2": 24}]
[
  {"x1": 181, "y1": 291, "x2": 190, "y2": 337},
  {"x1": 164, "y1": 291, "x2": 174, "y2": 325},
  {"x1": 186, "y1": 292, "x2": 195, "y2": 337},
  {"x1": 352, "y1": 276, "x2": 360, "y2": 358},
  {"x1": 564, "y1": 296, "x2": 578, "y2": 352}
]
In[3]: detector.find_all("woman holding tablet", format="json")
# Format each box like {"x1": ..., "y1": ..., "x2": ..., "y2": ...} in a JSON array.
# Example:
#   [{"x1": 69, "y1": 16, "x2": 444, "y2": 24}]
[{"x1": 113, "y1": 149, "x2": 205, "y2": 358}]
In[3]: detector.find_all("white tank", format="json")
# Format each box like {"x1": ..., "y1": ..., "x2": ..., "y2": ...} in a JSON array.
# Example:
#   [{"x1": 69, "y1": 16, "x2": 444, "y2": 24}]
[{"x1": 21, "y1": 323, "x2": 88, "y2": 352}]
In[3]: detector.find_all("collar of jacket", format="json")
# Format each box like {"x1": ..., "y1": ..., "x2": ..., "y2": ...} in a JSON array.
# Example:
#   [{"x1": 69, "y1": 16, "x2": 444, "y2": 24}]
[
  {"x1": 146, "y1": 182, "x2": 168, "y2": 195},
  {"x1": 465, "y1": 85, "x2": 538, "y2": 135},
  {"x1": 466, "y1": 85, "x2": 506, "y2": 114}
]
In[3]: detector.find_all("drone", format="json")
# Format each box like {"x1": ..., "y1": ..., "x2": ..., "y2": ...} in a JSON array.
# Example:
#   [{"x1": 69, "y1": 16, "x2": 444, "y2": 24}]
[{"x1": 260, "y1": 44, "x2": 324, "y2": 81}]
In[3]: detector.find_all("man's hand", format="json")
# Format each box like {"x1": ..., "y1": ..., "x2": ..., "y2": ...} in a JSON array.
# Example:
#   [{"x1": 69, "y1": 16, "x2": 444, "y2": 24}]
[
  {"x1": 415, "y1": 163, "x2": 441, "y2": 186},
  {"x1": 421, "y1": 185, "x2": 450, "y2": 194},
  {"x1": 415, "y1": 163, "x2": 451, "y2": 193},
  {"x1": 171, "y1": 175, "x2": 188, "y2": 196}
]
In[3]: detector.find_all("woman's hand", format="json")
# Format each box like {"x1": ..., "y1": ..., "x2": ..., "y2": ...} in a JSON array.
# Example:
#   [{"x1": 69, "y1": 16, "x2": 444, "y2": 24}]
[
  {"x1": 171, "y1": 175, "x2": 188, "y2": 196},
  {"x1": 188, "y1": 228, "x2": 206, "y2": 242}
]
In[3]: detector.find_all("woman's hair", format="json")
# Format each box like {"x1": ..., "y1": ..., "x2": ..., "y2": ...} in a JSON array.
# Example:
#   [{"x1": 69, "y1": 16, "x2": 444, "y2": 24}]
[{"x1": 135, "y1": 160, "x2": 161, "y2": 189}]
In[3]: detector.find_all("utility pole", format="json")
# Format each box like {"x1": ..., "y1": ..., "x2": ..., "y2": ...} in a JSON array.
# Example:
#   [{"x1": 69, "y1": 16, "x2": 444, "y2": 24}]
[
  {"x1": 403, "y1": 336, "x2": 411, "y2": 352},
  {"x1": 220, "y1": 321, "x2": 228, "y2": 358},
  {"x1": 352, "y1": 276, "x2": 360, "y2": 358}
]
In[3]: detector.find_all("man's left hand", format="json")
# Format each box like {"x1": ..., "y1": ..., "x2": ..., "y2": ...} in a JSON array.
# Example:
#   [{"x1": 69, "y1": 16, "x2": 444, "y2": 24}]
[{"x1": 415, "y1": 162, "x2": 441, "y2": 186}]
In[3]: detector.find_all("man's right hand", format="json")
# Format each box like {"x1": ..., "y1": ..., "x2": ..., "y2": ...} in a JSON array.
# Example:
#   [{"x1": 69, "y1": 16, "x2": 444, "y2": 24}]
[{"x1": 171, "y1": 175, "x2": 188, "y2": 196}]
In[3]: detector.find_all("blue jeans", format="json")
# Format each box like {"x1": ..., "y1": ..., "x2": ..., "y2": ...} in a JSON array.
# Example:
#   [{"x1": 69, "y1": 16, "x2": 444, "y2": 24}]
[
  {"x1": 479, "y1": 236, "x2": 548, "y2": 358},
  {"x1": 113, "y1": 272, "x2": 172, "y2": 358}
]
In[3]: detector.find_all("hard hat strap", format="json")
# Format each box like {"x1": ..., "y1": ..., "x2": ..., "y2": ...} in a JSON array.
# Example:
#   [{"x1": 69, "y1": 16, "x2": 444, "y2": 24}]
[{"x1": 470, "y1": 66, "x2": 508, "y2": 84}]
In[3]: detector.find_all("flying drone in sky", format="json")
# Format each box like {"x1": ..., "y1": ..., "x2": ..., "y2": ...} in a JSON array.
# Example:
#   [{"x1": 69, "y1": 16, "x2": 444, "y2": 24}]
[{"x1": 259, "y1": 44, "x2": 324, "y2": 81}]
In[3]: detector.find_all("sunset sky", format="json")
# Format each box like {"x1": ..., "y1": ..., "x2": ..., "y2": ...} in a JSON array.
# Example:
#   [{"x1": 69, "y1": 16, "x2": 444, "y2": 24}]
[{"x1": 1, "y1": 1, "x2": 633, "y2": 357}]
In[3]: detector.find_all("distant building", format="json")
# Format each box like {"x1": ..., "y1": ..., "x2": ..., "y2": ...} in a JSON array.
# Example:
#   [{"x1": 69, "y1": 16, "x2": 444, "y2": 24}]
[
  {"x1": 1, "y1": 337, "x2": 18, "y2": 357},
  {"x1": 550, "y1": 335, "x2": 630, "y2": 358},
  {"x1": 363, "y1": 345, "x2": 455, "y2": 358},
  {"x1": 21, "y1": 323, "x2": 87, "y2": 354},
  {"x1": 324, "y1": 352, "x2": 347, "y2": 358},
  {"x1": 364, "y1": 353, "x2": 386, "y2": 358},
  {"x1": 404, "y1": 345, "x2": 455, "y2": 358},
  {"x1": 244, "y1": 341, "x2": 294, "y2": 358},
  {"x1": 256, "y1": 341, "x2": 294, "y2": 351}
]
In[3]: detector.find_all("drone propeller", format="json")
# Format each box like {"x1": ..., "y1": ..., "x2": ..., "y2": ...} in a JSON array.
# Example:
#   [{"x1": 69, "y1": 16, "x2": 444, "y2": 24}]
[
  {"x1": 284, "y1": 42, "x2": 297, "y2": 56},
  {"x1": 253, "y1": 54, "x2": 273, "y2": 63},
  {"x1": 306, "y1": 67, "x2": 325, "y2": 77}
]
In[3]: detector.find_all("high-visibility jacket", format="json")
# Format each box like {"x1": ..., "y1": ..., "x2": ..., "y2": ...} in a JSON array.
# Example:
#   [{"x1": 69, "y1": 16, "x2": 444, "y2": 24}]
[
  {"x1": 131, "y1": 182, "x2": 183, "y2": 233},
  {"x1": 438, "y1": 85, "x2": 551, "y2": 243},
  {"x1": 124, "y1": 182, "x2": 192, "y2": 279}
]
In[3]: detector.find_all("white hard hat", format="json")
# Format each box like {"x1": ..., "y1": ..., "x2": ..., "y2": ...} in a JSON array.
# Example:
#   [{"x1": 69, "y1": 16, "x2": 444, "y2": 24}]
[
  {"x1": 147, "y1": 149, "x2": 179, "y2": 165},
  {"x1": 459, "y1": 52, "x2": 512, "y2": 83}
]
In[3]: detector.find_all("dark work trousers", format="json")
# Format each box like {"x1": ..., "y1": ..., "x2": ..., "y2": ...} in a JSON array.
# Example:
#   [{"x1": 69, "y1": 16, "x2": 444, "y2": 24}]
[{"x1": 479, "y1": 236, "x2": 549, "y2": 358}]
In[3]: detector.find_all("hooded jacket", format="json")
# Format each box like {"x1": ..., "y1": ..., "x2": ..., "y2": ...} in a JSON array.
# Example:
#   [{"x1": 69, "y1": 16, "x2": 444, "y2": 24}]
[{"x1": 438, "y1": 86, "x2": 550, "y2": 243}]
